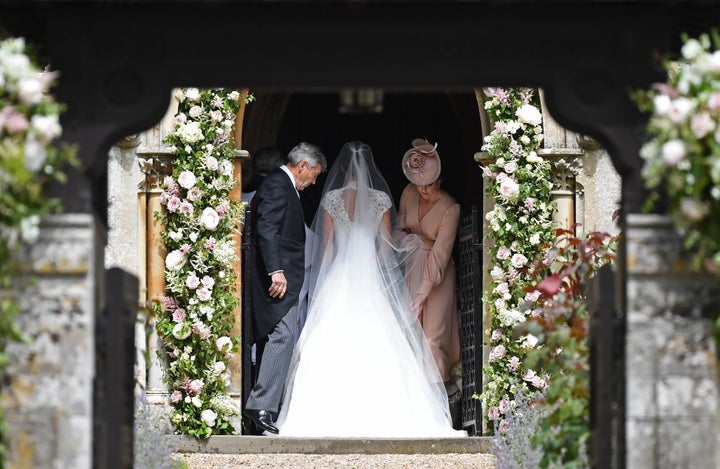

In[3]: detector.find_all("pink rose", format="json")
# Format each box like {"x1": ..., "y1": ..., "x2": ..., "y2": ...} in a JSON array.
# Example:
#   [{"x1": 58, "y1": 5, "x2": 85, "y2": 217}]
[
  {"x1": 193, "y1": 322, "x2": 211, "y2": 340},
  {"x1": 511, "y1": 253, "x2": 528, "y2": 268},
  {"x1": 205, "y1": 155, "x2": 219, "y2": 171},
  {"x1": 197, "y1": 287, "x2": 212, "y2": 302},
  {"x1": 179, "y1": 200, "x2": 194, "y2": 215},
  {"x1": 187, "y1": 187, "x2": 201, "y2": 202},
  {"x1": 188, "y1": 379, "x2": 204, "y2": 396},
  {"x1": 488, "y1": 407, "x2": 500, "y2": 421},
  {"x1": 215, "y1": 200, "x2": 230, "y2": 218},
  {"x1": 496, "y1": 246, "x2": 511, "y2": 260},
  {"x1": 491, "y1": 329, "x2": 503, "y2": 340},
  {"x1": 201, "y1": 276, "x2": 215, "y2": 289},
  {"x1": 210, "y1": 110, "x2": 223, "y2": 122},
  {"x1": 172, "y1": 308, "x2": 186, "y2": 323},
  {"x1": 216, "y1": 336, "x2": 232, "y2": 353},
  {"x1": 186, "y1": 273, "x2": 200, "y2": 290},
  {"x1": 166, "y1": 196, "x2": 181, "y2": 212},
  {"x1": 499, "y1": 177, "x2": 520, "y2": 199},
  {"x1": 170, "y1": 390, "x2": 183, "y2": 403},
  {"x1": 661, "y1": 139, "x2": 686, "y2": 167}
]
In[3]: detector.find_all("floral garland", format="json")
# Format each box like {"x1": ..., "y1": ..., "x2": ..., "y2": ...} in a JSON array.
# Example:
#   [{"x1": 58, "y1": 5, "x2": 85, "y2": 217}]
[
  {"x1": 0, "y1": 37, "x2": 77, "y2": 463},
  {"x1": 478, "y1": 88, "x2": 557, "y2": 430},
  {"x1": 153, "y1": 88, "x2": 250, "y2": 438},
  {"x1": 635, "y1": 31, "x2": 720, "y2": 275}
]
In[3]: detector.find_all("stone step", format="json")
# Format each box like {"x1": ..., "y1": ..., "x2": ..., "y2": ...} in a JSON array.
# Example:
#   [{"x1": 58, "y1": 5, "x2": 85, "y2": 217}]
[{"x1": 169, "y1": 435, "x2": 494, "y2": 455}]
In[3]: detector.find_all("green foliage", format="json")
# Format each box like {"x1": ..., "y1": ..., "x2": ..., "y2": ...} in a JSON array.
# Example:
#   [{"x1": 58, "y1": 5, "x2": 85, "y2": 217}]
[{"x1": 521, "y1": 228, "x2": 618, "y2": 467}]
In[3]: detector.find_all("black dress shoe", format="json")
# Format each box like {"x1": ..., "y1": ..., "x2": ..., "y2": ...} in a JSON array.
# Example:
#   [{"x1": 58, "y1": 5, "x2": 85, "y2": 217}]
[{"x1": 244, "y1": 409, "x2": 279, "y2": 434}]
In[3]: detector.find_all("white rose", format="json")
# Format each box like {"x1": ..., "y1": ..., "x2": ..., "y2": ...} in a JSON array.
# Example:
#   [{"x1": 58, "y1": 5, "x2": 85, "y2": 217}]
[
  {"x1": 526, "y1": 151, "x2": 543, "y2": 164},
  {"x1": 504, "y1": 162, "x2": 518, "y2": 174},
  {"x1": 653, "y1": 94, "x2": 672, "y2": 116},
  {"x1": 219, "y1": 160, "x2": 234, "y2": 177},
  {"x1": 667, "y1": 97, "x2": 695, "y2": 124},
  {"x1": 185, "y1": 88, "x2": 201, "y2": 102},
  {"x1": 205, "y1": 155, "x2": 219, "y2": 171},
  {"x1": 191, "y1": 396, "x2": 203, "y2": 408},
  {"x1": 200, "y1": 409, "x2": 217, "y2": 427},
  {"x1": 228, "y1": 91, "x2": 240, "y2": 101},
  {"x1": 521, "y1": 334, "x2": 539, "y2": 348},
  {"x1": 516, "y1": 104, "x2": 543, "y2": 126},
  {"x1": 178, "y1": 170, "x2": 197, "y2": 189},
  {"x1": 17, "y1": 75, "x2": 44, "y2": 104},
  {"x1": 165, "y1": 249, "x2": 186, "y2": 271},
  {"x1": 188, "y1": 105, "x2": 202, "y2": 118},
  {"x1": 661, "y1": 139, "x2": 686, "y2": 167},
  {"x1": 23, "y1": 135, "x2": 47, "y2": 172},
  {"x1": 169, "y1": 230, "x2": 183, "y2": 242},
  {"x1": 681, "y1": 38, "x2": 703, "y2": 60},
  {"x1": 20, "y1": 215, "x2": 41, "y2": 243},
  {"x1": 679, "y1": 197, "x2": 709, "y2": 222},
  {"x1": 499, "y1": 177, "x2": 520, "y2": 199},
  {"x1": 216, "y1": 336, "x2": 232, "y2": 353},
  {"x1": 200, "y1": 207, "x2": 220, "y2": 231},
  {"x1": 213, "y1": 361, "x2": 226, "y2": 374},
  {"x1": 529, "y1": 233, "x2": 541, "y2": 245},
  {"x1": 171, "y1": 322, "x2": 192, "y2": 340},
  {"x1": 690, "y1": 112, "x2": 715, "y2": 139}
]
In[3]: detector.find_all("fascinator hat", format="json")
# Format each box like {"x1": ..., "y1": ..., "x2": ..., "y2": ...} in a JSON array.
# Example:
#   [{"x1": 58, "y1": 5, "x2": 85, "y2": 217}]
[{"x1": 401, "y1": 138, "x2": 441, "y2": 186}]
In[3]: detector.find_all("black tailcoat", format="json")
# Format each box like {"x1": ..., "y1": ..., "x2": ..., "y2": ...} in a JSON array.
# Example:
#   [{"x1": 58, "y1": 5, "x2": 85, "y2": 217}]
[{"x1": 250, "y1": 167, "x2": 306, "y2": 340}]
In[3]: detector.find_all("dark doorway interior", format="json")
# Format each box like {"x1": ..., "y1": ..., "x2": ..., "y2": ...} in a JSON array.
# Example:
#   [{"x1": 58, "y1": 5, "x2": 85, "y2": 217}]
[{"x1": 268, "y1": 91, "x2": 484, "y2": 224}]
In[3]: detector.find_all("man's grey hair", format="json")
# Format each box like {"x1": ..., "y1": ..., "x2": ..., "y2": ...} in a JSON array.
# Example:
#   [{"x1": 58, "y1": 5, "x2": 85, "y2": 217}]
[{"x1": 287, "y1": 142, "x2": 327, "y2": 171}]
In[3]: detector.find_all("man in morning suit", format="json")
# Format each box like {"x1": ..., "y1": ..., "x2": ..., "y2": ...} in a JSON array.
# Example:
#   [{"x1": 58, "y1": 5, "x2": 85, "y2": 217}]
[{"x1": 244, "y1": 142, "x2": 326, "y2": 434}]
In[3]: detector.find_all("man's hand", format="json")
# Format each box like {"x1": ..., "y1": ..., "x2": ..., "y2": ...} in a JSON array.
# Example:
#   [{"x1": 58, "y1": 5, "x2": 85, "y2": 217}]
[{"x1": 269, "y1": 272, "x2": 287, "y2": 298}]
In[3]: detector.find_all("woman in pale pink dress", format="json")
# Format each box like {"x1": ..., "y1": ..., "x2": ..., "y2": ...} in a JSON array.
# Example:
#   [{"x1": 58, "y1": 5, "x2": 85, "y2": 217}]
[{"x1": 396, "y1": 139, "x2": 461, "y2": 398}]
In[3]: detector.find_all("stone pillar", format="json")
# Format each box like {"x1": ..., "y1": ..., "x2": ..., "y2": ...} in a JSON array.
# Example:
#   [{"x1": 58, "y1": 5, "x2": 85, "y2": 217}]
[
  {"x1": 625, "y1": 214, "x2": 720, "y2": 468},
  {"x1": 134, "y1": 94, "x2": 178, "y2": 403},
  {"x1": 3, "y1": 214, "x2": 101, "y2": 469},
  {"x1": 539, "y1": 150, "x2": 584, "y2": 232}
]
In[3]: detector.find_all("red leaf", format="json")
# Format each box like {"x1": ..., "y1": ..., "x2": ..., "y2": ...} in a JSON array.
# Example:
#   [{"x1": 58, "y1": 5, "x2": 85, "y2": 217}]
[{"x1": 537, "y1": 274, "x2": 562, "y2": 296}]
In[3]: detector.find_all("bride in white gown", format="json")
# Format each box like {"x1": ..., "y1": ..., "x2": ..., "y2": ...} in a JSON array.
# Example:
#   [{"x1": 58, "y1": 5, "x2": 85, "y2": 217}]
[{"x1": 276, "y1": 142, "x2": 466, "y2": 438}]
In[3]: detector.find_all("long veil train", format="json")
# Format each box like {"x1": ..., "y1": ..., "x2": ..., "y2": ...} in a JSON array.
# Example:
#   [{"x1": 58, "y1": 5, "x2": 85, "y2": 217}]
[{"x1": 276, "y1": 142, "x2": 466, "y2": 438}]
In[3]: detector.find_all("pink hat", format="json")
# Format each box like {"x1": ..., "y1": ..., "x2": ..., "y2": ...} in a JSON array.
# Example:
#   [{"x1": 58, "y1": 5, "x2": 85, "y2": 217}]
[{"x1": 401, "y1": 138, "x2": 441, "y2": 185}]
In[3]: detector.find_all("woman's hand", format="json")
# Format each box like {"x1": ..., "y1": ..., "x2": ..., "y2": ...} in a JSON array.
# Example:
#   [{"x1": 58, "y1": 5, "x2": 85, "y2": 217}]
[{"x1": 411, "y1": 293, "x2": 428, "y2": 318}]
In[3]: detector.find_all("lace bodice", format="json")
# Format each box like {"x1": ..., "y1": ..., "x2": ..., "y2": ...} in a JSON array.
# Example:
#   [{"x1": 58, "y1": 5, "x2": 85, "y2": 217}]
[{"x1": 320, "y1": 184, "x2": 392, "y2": 234}]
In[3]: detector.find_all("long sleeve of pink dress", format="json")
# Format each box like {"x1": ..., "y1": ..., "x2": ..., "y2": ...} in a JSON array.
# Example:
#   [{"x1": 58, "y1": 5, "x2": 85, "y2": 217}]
[{"x1": 398, "y1": 184, "x2": 461, "y2": 381}]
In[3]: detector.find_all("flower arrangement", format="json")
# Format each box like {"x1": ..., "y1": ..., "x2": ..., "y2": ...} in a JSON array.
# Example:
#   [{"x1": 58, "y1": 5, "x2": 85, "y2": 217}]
[
  {"x1": 478, "y1": 88, "x2": 557, "y2": 430},
  {"x1": 0, "y1": 37, "x2": 77, "y2": 464},
  {"x1": 153, "y1": 87, "x2": 251, "y2": 438},
  {"x1": 635, "y1": 31, "x2": 720, "y2": 274}
]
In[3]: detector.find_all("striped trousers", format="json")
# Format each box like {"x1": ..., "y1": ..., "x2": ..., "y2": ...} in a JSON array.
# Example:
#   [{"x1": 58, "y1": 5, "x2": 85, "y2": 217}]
[{"x1": 245, "y1": 304, "x2": 299, "y2": 414}]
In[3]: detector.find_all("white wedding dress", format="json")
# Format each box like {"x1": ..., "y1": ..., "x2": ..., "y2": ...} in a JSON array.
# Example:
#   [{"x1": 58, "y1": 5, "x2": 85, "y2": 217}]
[{"x1": 276, "y1": 144, "x2": 466, "y2": 438}]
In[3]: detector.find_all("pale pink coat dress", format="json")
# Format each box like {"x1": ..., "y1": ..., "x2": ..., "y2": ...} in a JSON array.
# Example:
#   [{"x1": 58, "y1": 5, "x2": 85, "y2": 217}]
[{"x1": 397, "y1": 183, "x2": 461, "y2": 381}]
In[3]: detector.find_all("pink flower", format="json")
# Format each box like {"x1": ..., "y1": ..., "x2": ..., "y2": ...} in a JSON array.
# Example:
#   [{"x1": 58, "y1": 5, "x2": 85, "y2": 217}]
[
  {"x1": 215, "y1": 200, "x2": 230, "y2": 218},
  {"x1": 179, "y1": 200, "x2": 194, "y2": 215},
  {"x1": 0, "y1": 106, "x2": 29, "y2": 133},
  {"x1": 201, "y1": 276, "x2": 215, "y2": 289},
  {"x1": 498, "y1": 420, "x2": 510, "y2": 433},
  {"x1": 175, "y1": 113, "x2": 187, "y2": 124},
  {"x1": 205, "y1": 155, "x2": 219, "y2": 171},
  {"x1": 180, "y1": 243, "x2": 191, "y2": 254},
  {"x1": 193, "y1": 322, "x2": 211, "y2": 339},
  {"x1": 499, "y1": 177, "x2": 520, "y2": 199},
  {"x1": 188, "y1": 379, "x2": 204, "y2": 396},
  {"x1": 510, "y1": 253, "x2": 528, "y2": 268},
  {"x1": 496, "y1": 246, "x2": 511, "y2": 260},
  {"x1": 204, "y1": 237, "x2": 217, "y2": 251},
  {"x1": 488, "y1": 407, "x2": 500, "y2": 421},
  {"x1": 186, "y1": 272, "x2": 200, "y2": 290},
  {"x1": 187, "y1": 186, "x2": 202, "y2": 202},
  {"x1": 491, "y1": 329, "x2": 503, "y2": 340},
  {"x1": 507, "y1": 356, "x2": 520, "y2": 372},
  {"x1": 172, "y1": 308, "x2": 186, "y2": 323},
  {"x1": 489, "y1": 344, "x2": 506, "y2": 362},
  {"x1": 708, "y1": 92, "x2": 720, "y2": 112},
  {"x1": 210, "y1": 110, "x2": 223, "y2": 122},
  {"x1": 197, "y1": 287, "x2": 212, "y2": 302},
  {"x1": 170, "y1": 390, "x2": 182, "y2": 403},
  {"x1": 504, "y1": 161, "x2": 518, "y2": 174},
  {"x1": 523, "y1": 197, "x2": 536, "y2": 211},
  {"x1": 166, "y1": 196, "x2": 181, "y2": 212},
  {"x1": 160, "y1": 296, "x2": 178, "y2": 311},
  {"x1": 498, "y1": 399, "x2": 510, "y2": 414}
]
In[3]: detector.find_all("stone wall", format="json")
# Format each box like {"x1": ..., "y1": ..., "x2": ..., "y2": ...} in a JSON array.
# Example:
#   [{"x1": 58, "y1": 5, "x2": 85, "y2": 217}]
[
  {"x1": 625, "y1": 214, "x2": 720, "y2": 468},
  {"x1": 2, "y1": 214, "x2": 101, "y2": 469}
]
